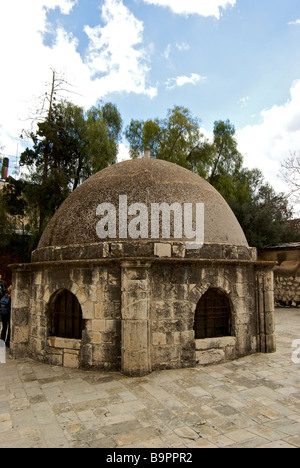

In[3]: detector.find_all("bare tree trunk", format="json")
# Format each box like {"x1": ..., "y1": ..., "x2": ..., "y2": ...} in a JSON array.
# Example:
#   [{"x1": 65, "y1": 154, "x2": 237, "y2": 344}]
[{"x1": 39, "y1": 70, "x2": 56, "y2": 230}]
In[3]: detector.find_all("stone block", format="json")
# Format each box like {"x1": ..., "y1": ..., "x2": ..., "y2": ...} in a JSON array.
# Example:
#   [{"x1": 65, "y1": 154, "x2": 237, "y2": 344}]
[
  {"x1": 265, "y1": 334, "x2": 276, "y2": 353},
  {"x1": 91, "y1": 332, "x2": 101, "y2": 344},
  {"x1": 63, "y1": 351, "x2": 79, "y2": 369},
  {"x1": 46, "y1": 352, "x2": 63, "y2": 367},
  {"x1": 195, "y1": 349, "x2": 225, "y2": 365},
  {"x1": 13, "y1": 292, "x2": 30, "y2": 309},
  {"x1": 264, "y1": 312, "x2": 275, "y2": 334},
  {"x1": 152, "y1": 332, "x2": 167, "y2": 346},
  {"x1": 76, "y1": 289, "x2": 87, "y2": 305},
  {"x1": 122, "y1": 320, "x2": 150, "y2": 351},
  {"x1": 235, "y1": 313, "x2": 251, "y2": 326},
  {"x1": 122, "y1": 349, "x2": 151, "y2": 377},
  {"x1": 154, "y1": 243, "x2": 172, "y2": 258},
  {"x1": 173, "y1": 332, "x2": 182, "y2": 345},
  {"x1": 34, "y1": 272, "x2": 43, "y2": 285},
  {"x1": 95, "y1": 303, "x2": 105, "y2": 318},
  {"x1": 224, "y1": 345, "x2": 236, "y2": 361},
  {"x1": 105, "y1": 320, "x2": 118, "y2": 332},
  {"x1": 92, "y1": 320, "x2": 106, "y2": 332},
  {"x1": 110, "y1": 243, "x2": 123, "y2": 257},
  {"x1": 181, "y1": 330, "x2": 195, "y2": 343},
  {"x1": 82, "y1": 301, "x2": 95, "y2": 320},
  {"x1": 12, "y1": 326, "x2": 29, "y2": 344},
  {"x1": 47, "y1": 337, "x2": 81, "y2": 350},
  {"x1": 103, "y1": 242, "x2": 109, "y2": 257},
  {"x1": 122, "y1": 299, "x2": 149, "y2": 321},
  {"x1": 172, "y1": 244, "x2": 186, "y2": 258},
  {"x1": 195, "y1": 336, "x2": 236, "y2": 351},
  {"x1": 154, "y1": 302, "x2": 173, "y2": 319}
]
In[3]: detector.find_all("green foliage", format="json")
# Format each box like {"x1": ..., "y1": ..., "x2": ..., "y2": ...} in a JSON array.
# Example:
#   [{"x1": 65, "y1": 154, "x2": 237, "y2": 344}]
[
  {"x1": 18, "y1": 100, "x2": 122, "y2": 232},
  {"x1": 2, "y1": 97, "x2": 296, "y2": 253},
  {"x1": 0, "y1": 188, "x2": 33, "y2": 284},
  {"x1": 230, "y1": 175, "x2": 298, "y2": 248},
  {"x1": 125, "y1": 106, "x2": 201, "y2": 167},
  {"x1": 85, "y1": 103, "x2": 122, "y2": 178},
  {"x1": 21, "y1": 101, "x2": 122, "y2": 189},
  {"x1": 0, "y1": 191, "x2": 14, "y2": 249},
  {"x1": 209, "y1": 120, "x2": 243, "y2": 183},
  {"x1": 125, "y1": 109, "x2": 296, "y2": 249}
]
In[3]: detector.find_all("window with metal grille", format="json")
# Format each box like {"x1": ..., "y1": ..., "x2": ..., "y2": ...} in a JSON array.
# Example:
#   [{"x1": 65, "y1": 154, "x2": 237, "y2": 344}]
[
  {"x1": 50, "y1": 290, "x2": 83, "y2": 339},
  {"x1": 194, "y1": 288, "x2": 231, "y2": 339}
]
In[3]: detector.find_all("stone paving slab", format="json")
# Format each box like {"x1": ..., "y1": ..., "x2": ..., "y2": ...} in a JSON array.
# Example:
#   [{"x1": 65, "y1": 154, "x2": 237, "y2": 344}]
[{"x1": 0, "y1": 308, "x2": 300, "y2": 448}]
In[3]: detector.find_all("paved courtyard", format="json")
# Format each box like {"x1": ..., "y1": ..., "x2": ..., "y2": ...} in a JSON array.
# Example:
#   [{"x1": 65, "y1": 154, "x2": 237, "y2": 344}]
[{"x1": 0, "y1": 308, "x2": 300, "y2": 448}]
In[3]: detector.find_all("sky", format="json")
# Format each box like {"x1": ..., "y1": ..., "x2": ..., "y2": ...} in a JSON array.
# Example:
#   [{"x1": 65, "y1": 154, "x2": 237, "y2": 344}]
[{"x1": 1, "y1": 0, "x2": 300, "y2": 209}]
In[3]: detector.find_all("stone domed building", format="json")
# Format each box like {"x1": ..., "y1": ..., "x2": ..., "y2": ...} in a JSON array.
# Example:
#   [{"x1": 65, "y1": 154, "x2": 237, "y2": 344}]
[{"x1": 10, "y1": 157, "x2": 276, "y2": 376}]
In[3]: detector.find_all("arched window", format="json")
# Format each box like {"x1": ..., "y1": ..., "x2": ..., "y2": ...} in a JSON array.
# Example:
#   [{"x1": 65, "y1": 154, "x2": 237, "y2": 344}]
[
  {"x1": 50, "y1": 290, "x2": 83, "y2": 339},
  {"x1": 194, "y1": 288, "x2": 231, "y2": 339}
]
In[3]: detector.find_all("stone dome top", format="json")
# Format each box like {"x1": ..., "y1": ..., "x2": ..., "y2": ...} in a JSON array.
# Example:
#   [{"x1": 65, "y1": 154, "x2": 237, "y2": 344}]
[{"x1": 34, "y1": 158, "x2": 249, "y2": 261}]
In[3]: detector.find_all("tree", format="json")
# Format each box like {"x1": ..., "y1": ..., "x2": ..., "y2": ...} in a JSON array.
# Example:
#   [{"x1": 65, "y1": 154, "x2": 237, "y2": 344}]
[
  {"x1": 84, "y1": 103, "x2": 123, "y2": 178},
  {"x1": 20, "y1": 70, "x2": 77, "y2": 229},
  {"x1": 187, "y1": 119, "x2": 244, "y2": 202},
  {"x1": 230, "y1": 169, "x2": 297, "y2": 248},
  {"x1": 125, "y1": 112, "x2": 243, "y2": 181},
  {"x1": 208, "y1": 120, "x2": 243, "y2": 184},
  {"x1": 125, "y1": 118, "x2": 162, "y2": 159},
  {"x1": 280, "y1": 151, "x2": 300, "y2": 213},
  {"x1": 19, "y1": 99, "x2": 122, "y2": 232},
  {"x1": 0, "y1": 185, "x2": 33, "y2": 278},
  {"x1": 125, "y1": 106, "x2": 202, "y2": 167},
  {"x1": 126, "y1": 106, "x2": 296, "y2": 248},
  {"x1": 0, "y1": 190, "x2": 14, "y2": 248}
]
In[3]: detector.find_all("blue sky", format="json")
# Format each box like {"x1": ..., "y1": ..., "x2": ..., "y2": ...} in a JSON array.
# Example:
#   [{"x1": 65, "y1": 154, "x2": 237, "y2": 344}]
[{"x1": 1, "y1": 0, "x2": 300, "y2": 203}]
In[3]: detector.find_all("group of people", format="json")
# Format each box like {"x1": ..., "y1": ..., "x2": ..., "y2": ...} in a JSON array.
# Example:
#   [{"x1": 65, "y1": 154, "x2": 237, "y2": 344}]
[{"x1": 0, "y1": 274, "x2": 11, "y2": 346}]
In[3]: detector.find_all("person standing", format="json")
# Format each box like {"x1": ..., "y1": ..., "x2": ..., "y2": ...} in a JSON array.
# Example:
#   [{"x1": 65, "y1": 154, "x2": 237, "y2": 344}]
[
  {"x1": 0, "y1": 291, "x2": 11, "y2": 346},
  {"x1": 0, "y1": 274, "x2": 7, "y2": 298}
]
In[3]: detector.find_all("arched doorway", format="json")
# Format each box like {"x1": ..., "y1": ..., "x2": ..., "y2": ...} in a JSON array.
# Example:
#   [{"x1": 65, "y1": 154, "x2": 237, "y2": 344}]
[
  {"x1": 194, "y1": 288, "x2": 232, "y2": 339},
  {"x1": 49, "y1": 290, "x2": 83, "y2": 340}
]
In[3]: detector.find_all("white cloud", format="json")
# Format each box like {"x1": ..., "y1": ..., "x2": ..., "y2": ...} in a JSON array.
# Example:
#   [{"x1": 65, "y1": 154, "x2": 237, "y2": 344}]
[
  {"x1": 162, "y1": 42, "x2": 190, "y2": 62},
  {"x1": 176, "y1": 42, "x2": 190, "y2": 51},
  {"x1": 288, "y1": 19, "x2": 300, "y2": 25},
  {"x1": 166, "y1": 73, "x2": 207, "y2": 90},
  {"x1": 142, "y1": 0, "x2": 236, "y2": 18},
  {"x1": 0, "y1": 1, "x2": 78, "y2": 154},
  {"x1": 47, "y1": 0, "x2": 77, "y2": 14},
  {"x1": 0, "y1": 0, "x2": 156, "y2": 158},
  {"x1": 163, "y1": 44, "x2": 172, "y2": 60},
  {"x1": 117, "y1": 143, "x2": 131, "y2": 163},
  {"x1": 236, "y1": 80, "x2": 300, "y2": 197},
  {"x1": 238, "y1": 96, "x2": 250, "y2": 107},
  {"x1": 84, "y1": 0, "x2": 156, "y2": 99}
]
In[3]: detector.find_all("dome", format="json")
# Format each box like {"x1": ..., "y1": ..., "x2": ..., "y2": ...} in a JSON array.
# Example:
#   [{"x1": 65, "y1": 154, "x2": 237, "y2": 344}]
[{"x1": 35, "y1": 158, "x2": 249, "y2": 259}]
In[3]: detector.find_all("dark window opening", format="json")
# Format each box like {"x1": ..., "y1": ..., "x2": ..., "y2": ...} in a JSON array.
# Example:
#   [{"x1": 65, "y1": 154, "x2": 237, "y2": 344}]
[
  {"x1": 50, "y1": 290, "x2": 83, "y2": 339},
  {"x1": 194, "y1": 288, "x2": 231, "y2": 339}
]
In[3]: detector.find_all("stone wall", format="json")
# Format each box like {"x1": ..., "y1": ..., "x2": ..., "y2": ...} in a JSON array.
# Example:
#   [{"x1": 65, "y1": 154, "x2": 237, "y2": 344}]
[
  {"x1": 10, "y1": 257, "x2": 276, "y2": 376},
  {"x1": 259, "y1": 245, "x2": 300, "y2": 308},
  {"x1": 150, "y1": 262, "x2": 259, "y2": 371},
  {"x1": 10, "y1": 269, "x2": 31, "y2": 358},
  {"x1": 274, "y1": 275, "x2": 300, "y2": 307},
  {"x1": 11, "y1": 262, "x2": 122, "y2": 371}
]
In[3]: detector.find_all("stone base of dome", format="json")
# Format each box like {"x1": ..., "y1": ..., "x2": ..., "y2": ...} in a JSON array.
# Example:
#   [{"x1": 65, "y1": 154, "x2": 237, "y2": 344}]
[
  {"x1": 10, "y1": 254, "x2": 276, "y2": 376},
  {"x1": 31, "y1": 240, "x2": 257, "y2": 263}
]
